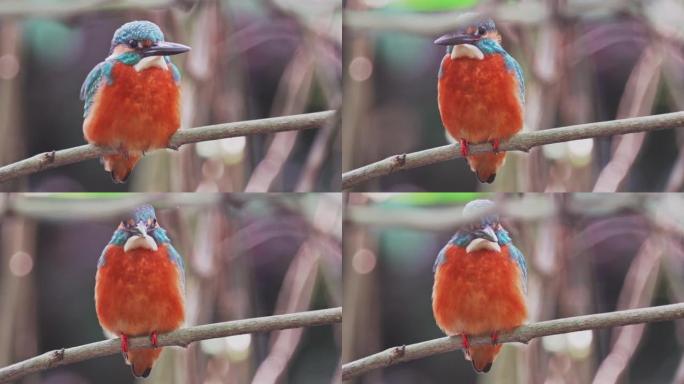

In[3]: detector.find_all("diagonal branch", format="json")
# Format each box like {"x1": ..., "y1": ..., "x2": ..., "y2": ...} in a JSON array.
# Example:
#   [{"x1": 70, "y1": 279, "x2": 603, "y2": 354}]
[
  {"x1": 0, "y1": 110, "x2": 336, "y2": 184},
  {"x1": 0, "y1": 307, "x2": 342, "y2": 383},
  {"x1": 341, "y1": 303, "x2": 684, "y2": 380},
  {"x1": 341, "y1": 111, "x2": 684, "y2": 190}
]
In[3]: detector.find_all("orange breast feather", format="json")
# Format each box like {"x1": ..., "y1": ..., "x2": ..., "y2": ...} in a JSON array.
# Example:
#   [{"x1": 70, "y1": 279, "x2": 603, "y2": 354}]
[
  {"x1": 95, "y1": 245, "x2": 184, "y2": 336},
  {"x1": 437, "y1": 54, "x2": 523, "y2": 144},
  {"x1": 83, "y1": 62, "x2": 180, "y2": 152},
  {"x1": 432, "y1": 245, "x2": 526, "y2": 336}
]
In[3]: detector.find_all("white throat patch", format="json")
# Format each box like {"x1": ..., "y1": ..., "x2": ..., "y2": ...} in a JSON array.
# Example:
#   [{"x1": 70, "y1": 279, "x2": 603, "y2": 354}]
[
  {"x1": 466, "y1": 238, "x2": 501, "y2": 253},
  {"x1": 134, "y1": 56, "x2": 168, "y2": 72},
  {"x1": 124, "y1": 234, "x2": 159, "y2": 252},
  {"x1": 451, "y1": 44, "x2": 484, "y2": 60}
]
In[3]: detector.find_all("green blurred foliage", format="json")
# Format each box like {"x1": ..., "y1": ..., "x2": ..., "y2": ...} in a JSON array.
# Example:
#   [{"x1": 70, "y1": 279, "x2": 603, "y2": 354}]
[
  {"x1": 23, "y1": 19, "x2": 74, "y2": 66},
  {"x1": 394, "y1": 0, "x2": 479, "y2": 11}
]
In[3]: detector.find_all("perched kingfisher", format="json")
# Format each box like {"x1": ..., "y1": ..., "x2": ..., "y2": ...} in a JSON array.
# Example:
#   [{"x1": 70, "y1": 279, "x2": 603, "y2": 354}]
[
  {"x1": 95, "y1": 205, "x2": 185, "y2": 377},
  {"x1": 432, "y1": 199, "x2": 527, "y2": 373},
  {"x1": 435, "y1": 15, "x2": 525, "y2": 183},
  {"x1": 81, "y1": 21, "x2": 190, "y2": 183}
]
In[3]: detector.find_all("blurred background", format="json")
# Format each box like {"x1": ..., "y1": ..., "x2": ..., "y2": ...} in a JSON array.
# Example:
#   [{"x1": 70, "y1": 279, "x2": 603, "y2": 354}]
[
  {"x1": 343, "y1": 0, "x2": 684, "y2": 192},
  {"x1": 0, "y1": 0, "x2": 341, "y2": 192},
  {"x1": 343, "y1": 193, "x2": 684, "y2": 383},
  {"x1": 0, "y1": 193, "x2": 342, "y2": 383}
]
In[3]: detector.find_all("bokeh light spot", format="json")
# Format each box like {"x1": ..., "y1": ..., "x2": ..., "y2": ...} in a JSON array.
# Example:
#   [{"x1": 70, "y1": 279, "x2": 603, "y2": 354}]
[
  {"x1": 567, "y1": 330, "x2": 593, "y2": 359},
  {"x1": 0, "y1": 54, "x2": 19, "y2": 79},
  {"x1": 219, "y1": 137, "x2": 246, "y2": 156},
  {"x1": 542, "y1": 142, "x2": 566, "y2": 160},
  {"x1": 9, "y1": 251, "x2": 33, "y2": 277},
  {"x1": 541, "y1": 333, "x2": 566, "y2": 353},
  {"x1": 349, "y1": 56, "x2": 373, "y2": 82},
  {"x1": 226, "y1": 334, "x2": 252, "y2": 353},
  {"x1": 568, "y1": 138, "x2": 594, "y2": 167},
  {"x1": 352, "y1": 248, "x2": 376, "y2": 274}
]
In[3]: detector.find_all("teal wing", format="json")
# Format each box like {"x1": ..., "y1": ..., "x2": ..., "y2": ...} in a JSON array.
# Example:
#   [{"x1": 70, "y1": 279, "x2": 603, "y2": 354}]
[
  {"x1": 507, "y1": 242, "x2": 527, "y2": 293},
  {"x1": 503, "y1": 53, "x2": 525, "y2": 104},
  {"x1": 80, "y1": 60, "x2": 115, "y2": 118},
  {"x1": 80, "y1": 61, "x2": 104, "y2": 118},
  {"x1": 165, "y1": 57, "x2": 182, "y2": 84},
  {"x1": 97, "y1": 245, "x2": 111, "y2": 269},
  {"x1": 433, "y1": 243, "x2": 449, "y2": 273},
  {"x1": 164, "y1": 243, "x2": 186, "y2": 290},
  {"x1": 97, "y1": 229, "x2": 127, "y2": 268}
]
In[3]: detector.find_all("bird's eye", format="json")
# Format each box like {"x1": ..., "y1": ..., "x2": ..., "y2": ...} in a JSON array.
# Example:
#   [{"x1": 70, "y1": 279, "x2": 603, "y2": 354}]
[
  {"x1": 128, "y1": 40, "x2": 138, "y2": 49},
  {"x1": 476, "y1": 26, "x2": 487, "y2": 36}
]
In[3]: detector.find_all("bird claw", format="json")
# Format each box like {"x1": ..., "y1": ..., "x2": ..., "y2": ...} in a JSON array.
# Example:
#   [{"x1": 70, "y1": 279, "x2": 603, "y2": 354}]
[
  {"x1": 150, "y1": 331, "x2": 158, "y2": 348},
  {"x1": 491, "y1": 139, "x2": 500, "y2": 153},
  {"x1": 459, "y1": 139, "x2": 470, "y2": 157},
  {"x1": 120, "y1": 334, "x2": 129, "y2": 354},
  {"x1": 490, "y1": 331, "x2": 498, "y2": 345},
  {"x1": 461, "y1": 333, "x2": 470, "y2": 350}
]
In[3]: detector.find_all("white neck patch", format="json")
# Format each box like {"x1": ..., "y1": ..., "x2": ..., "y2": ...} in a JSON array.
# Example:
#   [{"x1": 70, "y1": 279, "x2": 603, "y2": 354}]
[
  {"x1": 124, "y1": 235, "x2": 159, "y2": 252},
  {"x1": 451, "y1": 44, "x2": 484, "y2": 60},
  {"x1": 466, "y1": 238, "x2": 501, "y2": 253},
  {"x1": 134, "y1": 56, "x2": 168, "y2": 72}
]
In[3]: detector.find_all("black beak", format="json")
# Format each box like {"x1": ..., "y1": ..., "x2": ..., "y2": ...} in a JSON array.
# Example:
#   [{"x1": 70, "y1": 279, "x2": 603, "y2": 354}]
[
  {"x1": 141, "y1": 41, "x2": 191, "y2": 57},
  {"x1": 471, "y1": 225, "x2": 498, "y2": 243},
  {"x1": 434, "y1": 33, "x2": 480, "y2": 46},
  {"x1": 132, "y1": 222, "x2": 147, "y2": 236}
]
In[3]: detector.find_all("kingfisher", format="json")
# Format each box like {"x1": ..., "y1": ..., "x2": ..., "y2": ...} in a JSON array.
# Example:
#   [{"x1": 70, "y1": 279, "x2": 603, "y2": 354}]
[
  {"x1": 81, "y1": 20, "x2": 190, "y2": 183},
  {"x1": 435, "y1": 15, "x2": 525, "y2": 183},
  {"x1": 432, "y1": 199, "x2": 527, "y2": 373},
  {"x1": 95, "y1": 204, "x2": 185, "y2": 377}
]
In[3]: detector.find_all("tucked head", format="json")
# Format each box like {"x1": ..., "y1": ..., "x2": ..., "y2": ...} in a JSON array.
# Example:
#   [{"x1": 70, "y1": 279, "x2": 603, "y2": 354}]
[
  {"x1": 434, "y1": 14, "x2": 501, "y2": 60},
  {"x1": 118, "y1": 204, "x2": 161, "y2": 252},
  {"x1": 109, "y1": 20, "x2": 190, "y2": 59},
  {"x1": 461, "y1": 199, "x2": 502, "y2": 253}
]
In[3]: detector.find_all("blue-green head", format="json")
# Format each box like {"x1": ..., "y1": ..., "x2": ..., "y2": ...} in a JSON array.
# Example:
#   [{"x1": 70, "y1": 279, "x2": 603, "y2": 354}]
[
  {"x1": 109, "y1": 20, "x2": 190, "y2": 61},
  {"x1": 452, "y1": 199, "x2": 512, "y2": 252},
  {"x1": 434, "y1": 14, "x2": 505, "y2": 58},
  {"x1": 110, "y1": 204, "x2": 171, "y2": 252}
]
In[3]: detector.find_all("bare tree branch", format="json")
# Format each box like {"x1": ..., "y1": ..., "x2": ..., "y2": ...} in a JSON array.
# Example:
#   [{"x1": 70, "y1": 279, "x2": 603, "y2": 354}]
[
  {"x1": 0, "y1": 307, "x2": 341, "y2": 383},
  {"x1": 341, "y1": 303, "x2": 684, "y2": 381},
  {"x1": 0, "y1": 0, "x2": 174, "y2": 17},
  {"x1": 341, "y1": 112, "x2": 684, "y2": 190},
  {"x1": 344, "y1": 3, "x2": 629, "y2": 35},
  {"x1": 0, "y1": 110, "x2": 335, "y2": 184}
]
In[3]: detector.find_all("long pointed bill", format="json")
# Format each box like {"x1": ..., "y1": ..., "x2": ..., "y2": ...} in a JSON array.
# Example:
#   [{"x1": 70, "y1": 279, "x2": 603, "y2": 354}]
[
  {"x1": 141, "y1": 41, "x2": 191, "y2": 57},
  {"x1": 434, "y1": 33, "x2": 480, "y2": 46}
]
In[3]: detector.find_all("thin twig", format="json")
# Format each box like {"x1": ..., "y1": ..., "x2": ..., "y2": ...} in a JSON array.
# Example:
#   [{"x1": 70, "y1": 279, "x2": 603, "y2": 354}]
[
  {"x1": 0, "y1": 110, "x2": 335, "y2": 184},
  {"x1": 0, "y1": 307, "x2": 342, "y2": 383},
  {"x1": 341, "y1": 303, "x2": 684, "y2": 380},
  {"x1": 341, "y1": 111, "x2": 684, "y2": 190}
]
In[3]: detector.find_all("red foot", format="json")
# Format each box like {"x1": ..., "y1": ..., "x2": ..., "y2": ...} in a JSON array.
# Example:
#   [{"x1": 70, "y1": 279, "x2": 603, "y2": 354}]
[
  {"x1": 461, "y1": 333, "x2": 470, "y2": 350},
  {"x1": 150, "y1": 331, "x2": 158, "y2": 348},
  {"x1": 490, "y1": 331, "x2": 498, "y2": 345},
  {"x1": 491, "y1": 139, "x2": 500, "y2": 152},
  {"x1": 120, "y1": 334, "x2": 129, "y2": 354},
  {"x1": 459, "y1": 139, "x2": 470, "y2": 157}
]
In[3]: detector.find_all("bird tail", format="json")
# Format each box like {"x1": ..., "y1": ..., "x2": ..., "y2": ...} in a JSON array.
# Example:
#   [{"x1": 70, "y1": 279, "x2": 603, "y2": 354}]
[
  {"x1": 466, "y1": 153, "x2": 506, "y2": 184},
  {"x1": 102, "y1": 152, "x2": 141, "y2": 183},
  {"x1": 126, "y1": 347, "x2": 162, "y2": 378},
  {"x1": 466, "y1": 344, "x2": 502, "y2": 373}
]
